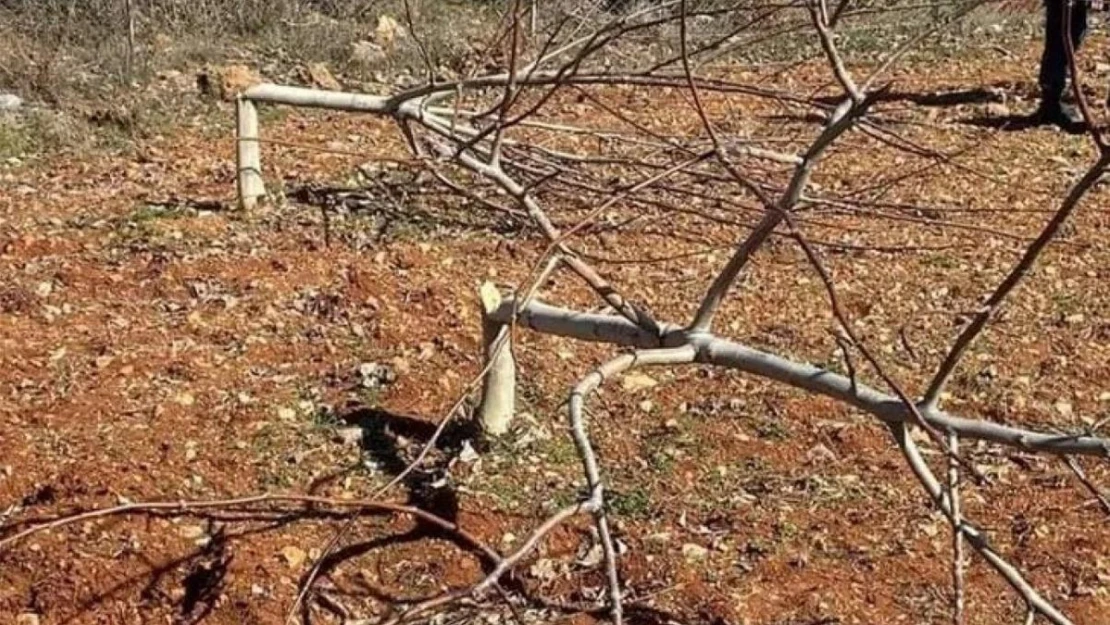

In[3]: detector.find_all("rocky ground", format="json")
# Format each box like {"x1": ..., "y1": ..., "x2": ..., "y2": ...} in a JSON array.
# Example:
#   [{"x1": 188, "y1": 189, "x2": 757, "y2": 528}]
[{"x1": 2, "y1": 12, "x2": 1110, "y2": 625}]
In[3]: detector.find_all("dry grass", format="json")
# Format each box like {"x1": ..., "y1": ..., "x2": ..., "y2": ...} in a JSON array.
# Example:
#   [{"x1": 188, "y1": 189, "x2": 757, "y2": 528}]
[{"x1": 0, "y1": 0, "x2": 504, "y2": 159}]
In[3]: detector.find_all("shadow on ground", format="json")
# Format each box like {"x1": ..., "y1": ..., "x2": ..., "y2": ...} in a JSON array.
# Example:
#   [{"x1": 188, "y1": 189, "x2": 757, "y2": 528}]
[
  {"x1": 960, "y1": 112, "x2": 1088, "y2": 135},
  {"x1": 338, "y1": 404, "x2": 479, "y2": 521},
  {"x1": 814, "y1": 84, "x2": 1010, "y2": 107},
  {"x1": 776, "y1": 82, "x2": 1093, "y2": 136},
  {"x1": 288, "y1": 181, "x2": 524, "y2": 240}
]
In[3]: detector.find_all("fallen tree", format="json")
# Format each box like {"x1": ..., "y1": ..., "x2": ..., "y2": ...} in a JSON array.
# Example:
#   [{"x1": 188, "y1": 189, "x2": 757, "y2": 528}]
[
  {"x1": 226, "y1": 0, "x2": 1110, "y2": 622},
  {"x1": 9, "y1": 0, "x2": 1110, "y2": 623}
]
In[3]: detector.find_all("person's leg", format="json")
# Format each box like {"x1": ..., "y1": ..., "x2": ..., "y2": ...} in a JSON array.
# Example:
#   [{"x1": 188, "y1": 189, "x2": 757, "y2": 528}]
[
  {"x1": 1037, "y1": 0, "x2": 1087, "y2": 126},
  {"x1": 1071, "y1": 0, "x2": 1089, "y2": 53},
  {"x1": 1039, "y1": 0, "x2": 1067, "y2": 104}
]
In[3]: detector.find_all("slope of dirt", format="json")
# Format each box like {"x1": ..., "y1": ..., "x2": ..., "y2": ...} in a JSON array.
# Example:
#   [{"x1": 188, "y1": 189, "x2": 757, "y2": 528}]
[{"x1": 2, "y1": 36, "x2": 1110, "y2": 625}]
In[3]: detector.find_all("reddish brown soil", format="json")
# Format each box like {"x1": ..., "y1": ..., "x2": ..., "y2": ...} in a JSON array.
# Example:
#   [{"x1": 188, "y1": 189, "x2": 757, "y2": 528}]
[{"x1": 2, "y1": 37, "x2": 1110, "y2": 625}]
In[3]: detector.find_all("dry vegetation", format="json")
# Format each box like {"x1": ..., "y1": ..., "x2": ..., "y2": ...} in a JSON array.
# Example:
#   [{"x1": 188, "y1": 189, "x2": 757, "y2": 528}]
[{"x1": 2, "y1": 1, "x2": 1110, "y2": 625}]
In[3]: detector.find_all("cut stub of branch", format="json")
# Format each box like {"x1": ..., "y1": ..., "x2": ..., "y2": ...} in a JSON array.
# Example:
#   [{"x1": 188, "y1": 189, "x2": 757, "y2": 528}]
[
  {"x1": 236, "y1": 96, "x2": 264, "y2": 210},
  {"x1": 478, "y1": 281, "x2": 517, "y2": 436}
]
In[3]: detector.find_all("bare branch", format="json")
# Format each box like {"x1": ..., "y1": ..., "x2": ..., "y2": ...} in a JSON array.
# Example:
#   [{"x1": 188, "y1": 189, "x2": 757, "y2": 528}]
[
  {"x1": 0, "y1": 494, "x2": 499, "y2": 561},
  {"x1": 1062, "y1": 0, "x2": 1107, "y2": 150},
  {"x1": 949, "y1": 432, "x2": 966, "y2": 624},
  {"x1": 809, "y1": 0, "x2": 863, "y2": 102},
  {"x1": 889, "y1": 422, "x2": 1074, "y2": 625},
  {"x1": 1063, "y1": 456, "x2": 1110, "y2": 516},
  {"x1": 489, "y1": 0, "x2": 525, "y2": 165},
  {"x1": 200, "y1": 6, "x2": 1110, "y2": 623},
  {"x1": 484, "y1": 297, "x2": 1110, "y2": 457},
  {"x1": 402, "y1": 0, "x2": 437, "y2": 85},
  {"x1": 923, "y1": 154, "x2": 1110, "y2": 409},
  {"x1": 566, "y1": 346, "x2": 697, "y2": 624},
  {"x1": 689, "y1": 91, "x2": 878, "y2": 333},
  {"x1": 439, "y1": 141, "x2": 662, "y2": 334},
  {"x1": 785, "y1": 215, "x2": 985, "y2": 481},
  {"x1": 859, "y1": 0, "x2": 989, "y2": 92}
]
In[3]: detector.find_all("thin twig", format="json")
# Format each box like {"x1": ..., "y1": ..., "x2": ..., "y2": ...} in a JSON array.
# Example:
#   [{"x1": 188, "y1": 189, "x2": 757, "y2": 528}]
[
  {"x1": 889, "y1": 423, "x2": 1075, "y2": 625},
  {"x1": 949, "y1": 431, "x2": 965, "y2": 624},
  {"x1": 567, "y1": 346, "x2": 697, "y2": 625},
  {"x1": 1062, "y1": 456, "x2": 1110, "y2": 515},
  {"x1": 923, "y1": 154, "x2": 1110, "y2": 409},
  {"x1": 1062, "y1": 0, "x2": 1107, "y2": 151},
  {"x1": 0, "y1": 494, "x2": 498, "y2": 561},
  {"x1": 785, "y1": 215, "x2": 986, "y2": 482}
]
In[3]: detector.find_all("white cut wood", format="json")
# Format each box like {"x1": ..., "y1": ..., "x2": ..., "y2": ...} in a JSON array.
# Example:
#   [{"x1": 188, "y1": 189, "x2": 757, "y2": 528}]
[
  {"x1": 236, "y1": 97, "x2": 264, "y2": 210},
  {"x1": 477, "y1": 282, "x2": 516, "y2": 436},
  {"x1": 244, "y1": 84, "x2": 394, "y2": 113},
  {"x1": 234, "y1": 84, "x2": 429, "y2": 210}
]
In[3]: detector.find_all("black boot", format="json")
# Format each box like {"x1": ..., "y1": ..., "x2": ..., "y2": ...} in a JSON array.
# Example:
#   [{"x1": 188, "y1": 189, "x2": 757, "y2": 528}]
[{"x1": 1034, "y1": 99, "x2": 1086, "y2": 132}]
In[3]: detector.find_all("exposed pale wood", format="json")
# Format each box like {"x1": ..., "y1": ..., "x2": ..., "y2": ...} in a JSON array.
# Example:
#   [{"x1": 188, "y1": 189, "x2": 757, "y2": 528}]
[
  {"x1": 477, "y1": 282, "x2": 516, "y2": 436},
  {"x1": 235, "y1": 97, "x2": 264, "y2": 210}
]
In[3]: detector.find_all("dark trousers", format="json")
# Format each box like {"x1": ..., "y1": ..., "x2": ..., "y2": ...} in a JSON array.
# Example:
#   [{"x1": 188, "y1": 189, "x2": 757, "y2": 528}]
[{"x1": 1040, "y1": 0, "x2": 1088, "y2": 102}]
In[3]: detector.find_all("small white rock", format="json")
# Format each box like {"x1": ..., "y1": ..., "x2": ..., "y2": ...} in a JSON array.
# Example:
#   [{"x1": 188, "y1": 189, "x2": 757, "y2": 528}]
[
  {"x1": 179, "y1": 525, "x2": 207, "y2": 539},
  {"x1": 0, "y1": 93, "x2": 22, "y2": 111},
  {"x1": 335, "y1": 427, "x2": 364, "y2": 446},
  {"x1": 529, "y1": 558, "x2": 558, "y2": 581},
  {"x1": 281, "y1": 545, "x2": 307, "y2": 569},
  {"x1": 985, "y1": 102, "x2": 1012, "y2": 118},
  {"x1": 682, "y1": 543, "x2": 709, "y2": 562},
  {"x1": 458, "y1": 440, "x2": 480, "y2": 463},
  {"x1": 621, "y1": 372, "x2": 658, "y2": 392},
  {"x1": 806, "y1": 443, "x2": 838, "y2": 464}
]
